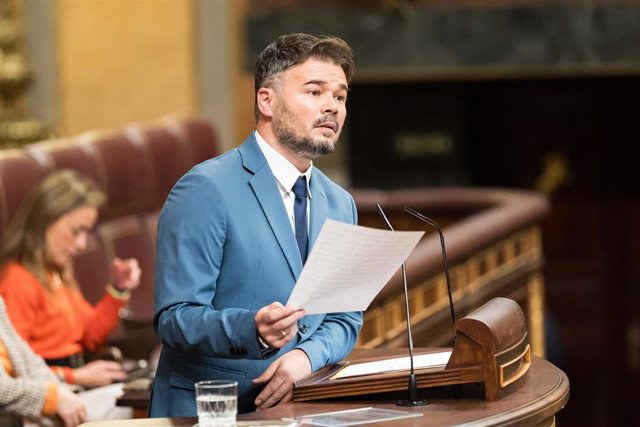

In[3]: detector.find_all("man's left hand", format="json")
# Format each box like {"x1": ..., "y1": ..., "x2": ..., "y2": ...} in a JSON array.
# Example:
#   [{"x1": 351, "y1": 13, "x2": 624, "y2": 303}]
[{"x1": 252, "y1": 349, "x2": 312, "y2": 410}]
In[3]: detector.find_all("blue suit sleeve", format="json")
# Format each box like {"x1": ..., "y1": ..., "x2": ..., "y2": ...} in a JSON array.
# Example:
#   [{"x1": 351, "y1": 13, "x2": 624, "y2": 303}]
[
  {"x1": 153, "y1": 171, "x2": 263, "y2": 358},
  {"x1": 296, "y1": 311, "x2": 363, "y2": 371}
]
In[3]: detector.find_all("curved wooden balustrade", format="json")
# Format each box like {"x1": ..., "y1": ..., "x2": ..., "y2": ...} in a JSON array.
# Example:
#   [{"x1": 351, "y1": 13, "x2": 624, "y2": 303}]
[{"x1": 350, "y1": 187, "x2": 549, "y2": 356}]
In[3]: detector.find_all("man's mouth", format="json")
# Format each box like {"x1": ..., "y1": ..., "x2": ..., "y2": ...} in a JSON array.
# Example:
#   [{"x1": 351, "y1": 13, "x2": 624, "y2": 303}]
[{"x1": 315, "y1": 121, "x2": 338, "y2": 133}]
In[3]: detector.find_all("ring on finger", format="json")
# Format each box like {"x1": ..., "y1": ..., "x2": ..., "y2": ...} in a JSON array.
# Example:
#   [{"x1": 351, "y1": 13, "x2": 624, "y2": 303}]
[{"x1": 280, "y1": 329, "x2": 287, "y2": 338}]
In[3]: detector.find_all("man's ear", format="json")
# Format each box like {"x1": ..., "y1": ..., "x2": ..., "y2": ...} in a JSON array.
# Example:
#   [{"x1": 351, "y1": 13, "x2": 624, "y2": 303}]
[{"x1": 256, "y1": 88, "x2": 275, "y2": 118}]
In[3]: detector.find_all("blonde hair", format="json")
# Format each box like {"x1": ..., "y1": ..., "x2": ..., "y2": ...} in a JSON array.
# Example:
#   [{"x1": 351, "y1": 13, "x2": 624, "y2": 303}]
[{"x1": 0, "y1": 169, "x2": 106, "y2": 286}]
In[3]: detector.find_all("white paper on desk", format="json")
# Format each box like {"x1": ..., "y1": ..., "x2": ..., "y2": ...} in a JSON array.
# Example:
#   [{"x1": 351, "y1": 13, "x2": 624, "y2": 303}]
[
  {"x1": 286, "y1": 219, "x2": 424, "y2": 314},
  {"x1": 330, "y1": 350, "x2": 452, "y2": 380}
]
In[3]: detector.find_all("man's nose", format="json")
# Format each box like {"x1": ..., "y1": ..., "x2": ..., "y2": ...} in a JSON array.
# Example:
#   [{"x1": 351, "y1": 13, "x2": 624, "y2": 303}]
[{"x1": 321, "y1": 94, "x2": 338, "y2": 114}]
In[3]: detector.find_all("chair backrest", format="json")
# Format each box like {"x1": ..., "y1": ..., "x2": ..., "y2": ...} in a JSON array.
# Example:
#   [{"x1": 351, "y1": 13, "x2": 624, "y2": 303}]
[
  {"x1": 0, "y1": 150, "x2": 47, "y2": 236},
  {"x1": 0, "y1": 116, "x2": 221, "y2": 322}
]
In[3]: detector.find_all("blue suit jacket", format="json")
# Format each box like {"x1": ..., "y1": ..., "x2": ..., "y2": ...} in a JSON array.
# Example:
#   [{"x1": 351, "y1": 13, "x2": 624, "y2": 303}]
[{"x1": 149, "y1": 134, "x2": 362, "y2": 416}]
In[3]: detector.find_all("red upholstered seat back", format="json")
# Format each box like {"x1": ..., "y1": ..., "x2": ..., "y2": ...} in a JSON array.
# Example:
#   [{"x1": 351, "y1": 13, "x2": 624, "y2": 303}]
[
  {"x1": 0, "y1": 150, "x2": 48, "y2": 236},
  {"x1": 0, "y1": 116, "x2": 221, "y2": 323}
]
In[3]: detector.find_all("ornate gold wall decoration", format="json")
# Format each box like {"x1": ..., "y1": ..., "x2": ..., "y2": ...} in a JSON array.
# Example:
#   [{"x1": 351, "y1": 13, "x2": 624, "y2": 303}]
[{"x1": 0, "y1": 0, "x2": 48, "y2": 147}]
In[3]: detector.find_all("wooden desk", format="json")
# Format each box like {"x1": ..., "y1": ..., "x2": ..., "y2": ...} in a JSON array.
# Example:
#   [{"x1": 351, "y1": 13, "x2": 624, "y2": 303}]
[{"x1": 108, "y1": 357, "x2": 568, "y2": 426}]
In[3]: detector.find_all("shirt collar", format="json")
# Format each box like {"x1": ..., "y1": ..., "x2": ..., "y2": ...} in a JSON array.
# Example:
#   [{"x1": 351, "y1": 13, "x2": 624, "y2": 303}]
[{"x1": 255, "y1": 131, "x2": 313, "y2": 195}]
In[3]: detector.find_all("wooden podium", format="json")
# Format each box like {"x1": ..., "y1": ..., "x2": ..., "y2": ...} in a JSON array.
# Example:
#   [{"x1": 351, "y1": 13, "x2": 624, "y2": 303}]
[
  {"x1": 112, "y1": 298, "x2": 568, "y2": 426},
  {"x1": 97, "y1": 355, "x2": 569, "y2": 426},
  {"x1": 294, "y1": 298, "x2": 531, "y2": 402},
  {"x1": 240, "y1": 357, "x2": 568, "y2": 427}
]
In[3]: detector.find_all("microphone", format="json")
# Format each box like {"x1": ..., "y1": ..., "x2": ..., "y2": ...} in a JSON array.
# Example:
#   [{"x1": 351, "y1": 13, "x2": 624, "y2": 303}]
[
  {"x1": 403, "y1": 205, "x2": 457, "y2": 342},
  {"x1": 376, "y1": 203, "x2": 427, "y2": 407}
]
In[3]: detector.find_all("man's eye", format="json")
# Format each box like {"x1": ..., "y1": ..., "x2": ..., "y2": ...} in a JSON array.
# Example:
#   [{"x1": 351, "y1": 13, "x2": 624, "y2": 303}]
[{"x1": 309, "y1": 90, "x2": 320, "y2": 96}]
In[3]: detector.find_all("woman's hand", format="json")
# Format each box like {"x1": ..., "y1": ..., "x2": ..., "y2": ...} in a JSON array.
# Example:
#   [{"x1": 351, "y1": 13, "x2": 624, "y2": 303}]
[
  {"x1": 110, "y1": 257, "x2": 141, "y2": 291},
  {"x1": 72, "y1": 360, "x2": 127, "y2": 388},
  {"x1": 56, "y1": 385, "x2": 87, "y2": 427}
]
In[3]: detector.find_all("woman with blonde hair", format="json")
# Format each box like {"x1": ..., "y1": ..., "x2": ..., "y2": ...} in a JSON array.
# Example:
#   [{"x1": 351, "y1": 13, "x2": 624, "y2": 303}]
[{"x1": 0, "y1": 169, "x2": 141, "y2": 390}]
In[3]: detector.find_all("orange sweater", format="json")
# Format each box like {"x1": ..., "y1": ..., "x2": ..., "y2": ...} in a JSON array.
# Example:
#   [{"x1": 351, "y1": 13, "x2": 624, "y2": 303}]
[{"x1": 0, "y1": 262, "x2": 125, "y2": 363}]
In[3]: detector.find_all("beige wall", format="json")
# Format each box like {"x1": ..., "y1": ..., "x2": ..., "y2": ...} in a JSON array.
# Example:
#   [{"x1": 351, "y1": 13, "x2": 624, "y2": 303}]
[
  {"x1": 55, "y1": 0, "x2": 197, "y2": 135},
  {"x1": 232, "y1": 0, "x2": 255, "y2": 146}
]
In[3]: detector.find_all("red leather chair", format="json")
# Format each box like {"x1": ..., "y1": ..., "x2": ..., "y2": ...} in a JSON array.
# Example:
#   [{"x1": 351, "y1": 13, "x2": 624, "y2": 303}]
[{"x1": 0, "y1": 150, "x2": 47, "y2": 236}]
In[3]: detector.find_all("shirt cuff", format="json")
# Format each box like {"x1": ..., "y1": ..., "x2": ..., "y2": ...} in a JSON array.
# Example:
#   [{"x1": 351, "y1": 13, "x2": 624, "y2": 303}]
[
  {"x1": 257, "y1": 332, "x2": 278, "y2": 358},
  {"x1": 41, "y1": 382, "x2": 59, "y2": 415},
  {"x1": 52, "y1": 366, "x2": 75, "y2": 384}
]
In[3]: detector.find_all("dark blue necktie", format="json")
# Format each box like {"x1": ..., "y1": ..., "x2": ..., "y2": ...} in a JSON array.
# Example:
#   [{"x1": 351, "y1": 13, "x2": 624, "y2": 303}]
[{"x1": 292, "y1": 176, "x2": 308, "y2": 263}]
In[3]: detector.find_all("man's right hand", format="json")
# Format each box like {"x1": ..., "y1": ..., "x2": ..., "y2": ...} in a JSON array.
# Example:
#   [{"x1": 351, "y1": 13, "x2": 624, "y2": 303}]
[
  {"x1": 255, "y1": 302, "x2": 305, "y2": 348},
  {"x1": 72, "y1": 359, "x2": 127, "y2": 388},
  {"x1": 56, "y1": 386, "x2": 87, "y2": 427}
]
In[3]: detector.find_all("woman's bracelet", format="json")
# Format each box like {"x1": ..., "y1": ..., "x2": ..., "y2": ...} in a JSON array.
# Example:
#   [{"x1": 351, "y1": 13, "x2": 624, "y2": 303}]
[{"x1": 106, "y1": 284, "x2": 131, "y2": 300}]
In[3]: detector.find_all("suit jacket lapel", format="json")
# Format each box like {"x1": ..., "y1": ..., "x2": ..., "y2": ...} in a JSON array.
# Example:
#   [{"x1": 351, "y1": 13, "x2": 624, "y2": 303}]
[{"x1": 239, "y1": 135, "x2": 303, "y2": 279}]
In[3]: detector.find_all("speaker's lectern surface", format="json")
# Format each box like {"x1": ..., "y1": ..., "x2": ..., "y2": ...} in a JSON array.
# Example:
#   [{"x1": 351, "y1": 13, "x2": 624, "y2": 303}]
[{"x1": 293, "y1": 298, "x2": 531, "y2": 401}]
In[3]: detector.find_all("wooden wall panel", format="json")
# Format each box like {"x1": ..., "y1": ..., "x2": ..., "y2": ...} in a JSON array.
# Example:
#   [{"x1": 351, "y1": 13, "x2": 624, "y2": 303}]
[{"x1": 56, "y1": 0, "x2": 196, "y2": 135}]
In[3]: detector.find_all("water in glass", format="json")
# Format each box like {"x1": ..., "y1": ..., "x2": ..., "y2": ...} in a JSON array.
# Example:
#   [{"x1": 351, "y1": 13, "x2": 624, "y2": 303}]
[{"x1": 197, "y1": 393, "x2": 237, "y2": 427}]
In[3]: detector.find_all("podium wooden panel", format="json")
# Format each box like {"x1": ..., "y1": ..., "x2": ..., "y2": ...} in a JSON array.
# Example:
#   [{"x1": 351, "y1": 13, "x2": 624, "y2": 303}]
[
  {"x1": 105, "y1": 356, "x2": 568, "y2": 427},
  {"x1": 294, "y1": 298, "x2": 532, "y2": 403},
  {"x1": 116, "y1": 298, "x2": 564, "y2": 424},
  {"x1": 242, "y1": 357, "x2": 568, "y2": 426}
]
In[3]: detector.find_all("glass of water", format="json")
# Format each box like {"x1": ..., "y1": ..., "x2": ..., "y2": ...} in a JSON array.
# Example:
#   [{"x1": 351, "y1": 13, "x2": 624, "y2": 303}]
[{"x1": 195, "y1": 380, "x2": 238, "y2": 427}]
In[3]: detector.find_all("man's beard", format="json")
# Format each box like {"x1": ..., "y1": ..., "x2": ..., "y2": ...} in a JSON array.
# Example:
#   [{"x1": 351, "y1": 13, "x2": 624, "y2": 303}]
[{"x1": 273, "y1": 103, "x2": 340, "y2": 160}]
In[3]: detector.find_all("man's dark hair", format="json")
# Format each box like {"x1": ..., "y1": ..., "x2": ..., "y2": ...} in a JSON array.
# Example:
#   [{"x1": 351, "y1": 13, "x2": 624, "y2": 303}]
[{"x1": 254, "y1": 33, "x2": 354, "y2": 120}]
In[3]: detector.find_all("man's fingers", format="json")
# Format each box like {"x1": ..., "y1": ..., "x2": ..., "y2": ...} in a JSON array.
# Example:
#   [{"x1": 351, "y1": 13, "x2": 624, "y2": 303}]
[
  {"x1": 257, "y1": 304, "x2": 300, "y2": 324},
  {"x1": 253, "y1": 359, "x2": 287, "y2": 407},
  {"x1": 252, "y1": 360, "x2": 278, "y2": 385},
  {"x1": 278, "y1": 389, "x2": 294, "y2": 406},
  {"x1": 275, "y1": 325, "x2": 297, "y2": 343},
  {"x1": 259, "y1": 301, "x2": 285, "y2": 314},
  {"x1": 253, "y1": 350, "x2": 311, "y2": 411},
  {"x1": 260, "y1": 310, "x2": 305, "y2": 333},
  {"x1": 255, "y1": 376, "x2": 294, "y2": 410},
  {"x1": 263, "y1": 319, "x2": 302, "y2": 348},
  {"x1": 255, "y1": 375, "x2": 288, "y2": 409},
  {"x1": 256, "y1": 304, "x2": 305, "y2": 347}
]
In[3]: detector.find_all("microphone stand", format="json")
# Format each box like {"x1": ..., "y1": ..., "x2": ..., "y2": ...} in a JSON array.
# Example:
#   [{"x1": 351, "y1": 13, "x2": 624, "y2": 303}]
[
  {"x1": 403, "y1": 205, "x2": 457, "y2": 342},
  {"x1": 376, "y1": 204, "x2": 427, "y2": 407},
  {"x1": 404, "y1": 205, "x2": 460, "y2": 399}
]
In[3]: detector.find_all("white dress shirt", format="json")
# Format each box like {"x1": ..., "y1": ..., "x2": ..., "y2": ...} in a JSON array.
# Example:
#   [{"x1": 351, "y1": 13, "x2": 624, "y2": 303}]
[{"x1": 255, "y1": 131, "x2": 311, "y2": 232}]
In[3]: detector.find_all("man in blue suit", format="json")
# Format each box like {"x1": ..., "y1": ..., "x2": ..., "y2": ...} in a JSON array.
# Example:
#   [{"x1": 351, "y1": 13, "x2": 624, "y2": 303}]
[{"x1": 150, "y1": 33, "x2": 363, "y2": 416}]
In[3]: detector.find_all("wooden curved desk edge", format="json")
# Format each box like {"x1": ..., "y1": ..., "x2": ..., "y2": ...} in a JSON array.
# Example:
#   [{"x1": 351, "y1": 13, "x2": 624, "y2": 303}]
[
  {"x1": 243, "y1": 357, "x2": 570, "y2": 427},
  {"x1": 455, "y1": 357, "x2": 570, "y2": 427},
  {"x1": 104, "y1": 359, "x2": 570, "y2": 426}
]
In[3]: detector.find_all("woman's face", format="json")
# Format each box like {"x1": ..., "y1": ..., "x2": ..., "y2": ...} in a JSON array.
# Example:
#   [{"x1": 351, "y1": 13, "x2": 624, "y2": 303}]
[{"x1": 45, "y1": 205, "x2": 98, "y2": 267}]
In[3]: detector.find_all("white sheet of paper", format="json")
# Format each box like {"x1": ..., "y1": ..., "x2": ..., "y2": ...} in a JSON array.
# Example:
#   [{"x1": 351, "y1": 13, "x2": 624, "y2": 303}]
[
  {"x1": 330, "y1": 350, "x2": 452, "y2": 380},
  {"x1": 286, "y1": 219, "x2": 424, "y2": 314}
]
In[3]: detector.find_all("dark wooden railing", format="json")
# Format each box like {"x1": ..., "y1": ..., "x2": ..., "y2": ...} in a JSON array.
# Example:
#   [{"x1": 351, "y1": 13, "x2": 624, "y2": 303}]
[{"x1": 351, "y1": 187, "x2": 549, "y2": 357}]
